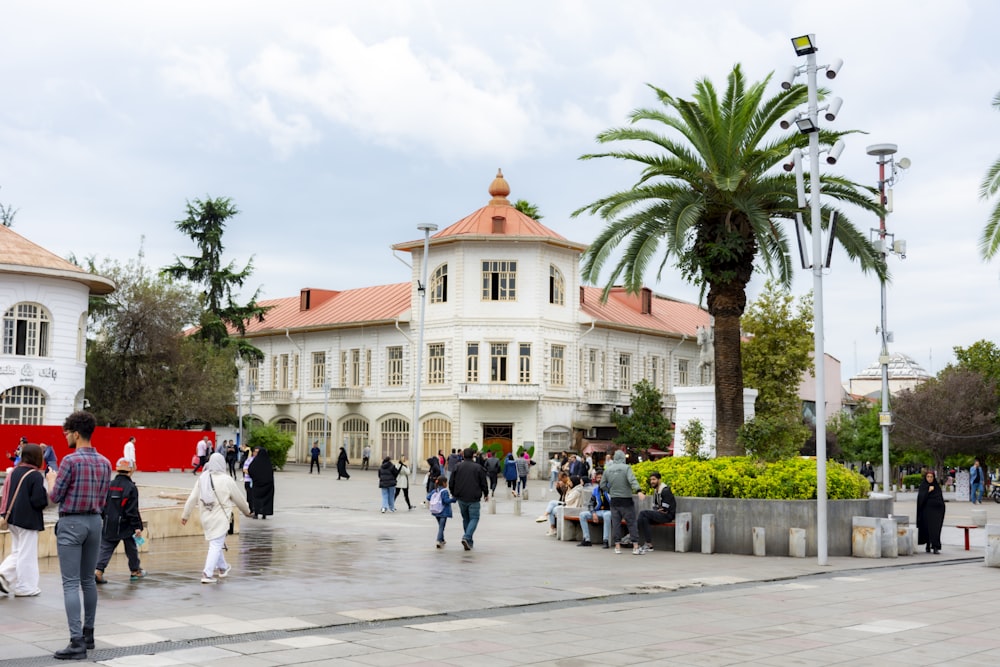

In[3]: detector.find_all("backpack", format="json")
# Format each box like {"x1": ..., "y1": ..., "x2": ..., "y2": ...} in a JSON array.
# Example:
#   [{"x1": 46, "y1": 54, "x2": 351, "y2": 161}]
[{"x1": 429, "y1": 489, "x2": 444, "y2": 515}]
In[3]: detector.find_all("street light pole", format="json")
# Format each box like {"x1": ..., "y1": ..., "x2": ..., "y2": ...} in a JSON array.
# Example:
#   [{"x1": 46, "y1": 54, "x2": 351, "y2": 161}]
[
  {"x1": 866, "y1": 143, "x2": 909, "y2": 494},
  {"x1": 412, "y1": 223, "x2": 438, "y2": 473},
  {"x1": 323, "y1": 380, "x2": 331, "y2": 470}
]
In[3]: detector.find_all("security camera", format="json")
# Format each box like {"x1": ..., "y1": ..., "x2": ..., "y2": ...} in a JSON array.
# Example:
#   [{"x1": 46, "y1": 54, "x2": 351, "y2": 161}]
[
  {"x1": 783, "y1": 148, "x2": 802, "y2": 172},
  {"x1": 779, "y1": 110, "x2": 799, "y2": 130},
  {"x1": 825, "y1": 58, "x2": 844, "y2": 79},
  {"x1": 826, "y1": 140, "x2": 845, "y2": 165},
  {"x1": 780, "y1": 66, "x2": 797, "y2": 90},
  {"x1": 824, "y1": 97, "x2": 843, "y2": 122}
]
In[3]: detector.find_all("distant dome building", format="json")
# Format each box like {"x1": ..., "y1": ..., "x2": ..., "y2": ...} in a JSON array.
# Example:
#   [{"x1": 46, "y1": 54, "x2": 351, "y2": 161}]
[
  {"x1": 848, "y1": 352, "x2": 932, "y2": 399},
  {"x1": 0, "y1": 225, "x2": 114, "y2": 424}
]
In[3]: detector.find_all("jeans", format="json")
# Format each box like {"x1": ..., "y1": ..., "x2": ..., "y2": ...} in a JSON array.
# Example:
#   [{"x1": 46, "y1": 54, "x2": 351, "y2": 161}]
[
  {"x1": 56, "y1": 514, "x2": 102, "y2": 640},
  {"x1": 310, "y1": 458, "x2": 321, "y2": 473},
  {"x1": 96, "y1": 536, "x2": 141, "y2": 574},
  {"x1": 578, "y1": 510, "x2": 612, "y2": 543},
  {"x1": 435, "y1": 516, "x2": 448, "y2": 543},
  {"x1": 610, "y1": 498, "x2": 638, "y2": 545},
  {"x1": 544, "y1": 500, "x2": 560, "y2": 527},
  {"x1": 549, "y1": 469, "x2": 558, "y2": 489},
  {"x1": 0, "y1": 525, "x2": 40, "y2": 595},
  {"x1": 381, "y1": 487, "x2": 396, "y2": 511},
  {"x1": 203, "y1": 534, "x2": 229, "y2": 578},
  {"x1": 457, "y1": 500, "x2": 481, "y2": 546},
  {"x1": 972, "y1": 483, "x2": 984, "y2": 503}
]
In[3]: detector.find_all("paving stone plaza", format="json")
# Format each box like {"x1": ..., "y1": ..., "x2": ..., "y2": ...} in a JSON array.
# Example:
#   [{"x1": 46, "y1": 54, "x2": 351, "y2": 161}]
[{"x1": 0, "y1": 466, "x2": 997, "y2": 666}]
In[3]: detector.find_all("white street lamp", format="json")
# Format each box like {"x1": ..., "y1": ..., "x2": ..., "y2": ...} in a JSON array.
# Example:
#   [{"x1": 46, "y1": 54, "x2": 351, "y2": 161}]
[
  {"x1": 866, "y1": 143, "x2": 910, "y2": 494},
  {"x1": 412, "y1": 223, "x2": 438, "y2": 473},
  {"x1": 323, "y1": 380, "x2": 331, "y2": 470}
]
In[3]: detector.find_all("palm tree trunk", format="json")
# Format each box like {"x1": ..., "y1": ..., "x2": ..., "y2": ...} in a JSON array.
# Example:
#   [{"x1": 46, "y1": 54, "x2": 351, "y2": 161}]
[{"x1": 708, "y1": 283, "x2": 747, "y2": 458}]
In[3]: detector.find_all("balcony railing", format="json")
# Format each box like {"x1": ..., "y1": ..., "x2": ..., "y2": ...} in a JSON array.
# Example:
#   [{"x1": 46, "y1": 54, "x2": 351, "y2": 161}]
[
  {"x1": 459, "y1": 383, "x2": 540, "y2": 401},
  {"x1": 585, "y1": 389, "x2": 621, "y2": 405},
  {"x1": 328, "y1": 387, "x2": 363, "y2": 402},
  {"x1": 259, "y1": 390, "x2": 292, "y2": 404}
]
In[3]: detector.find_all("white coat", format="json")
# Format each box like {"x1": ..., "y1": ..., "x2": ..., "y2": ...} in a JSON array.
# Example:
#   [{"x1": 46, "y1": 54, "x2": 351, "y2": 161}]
[{"x1": 182, "y1": 471, "x2": 251, "y2": 540}]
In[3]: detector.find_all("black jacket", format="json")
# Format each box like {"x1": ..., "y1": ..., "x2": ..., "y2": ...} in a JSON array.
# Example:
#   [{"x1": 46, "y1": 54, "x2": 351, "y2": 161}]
[
  {"x1": 102, "y1": 473, "x2": 143, "y2": 540},
  {"x1": 449, "y1": 458, "x2": 489, "y2": 502},
  {"x1": 1, "y1": 465, "x2": 48, "y2": 531},
  {"x1": 651, "y1": 484, "x2": 676, "y2": 522},
  {"x1": 378, "y1": 460, "x2": 399, "y2": 488}
]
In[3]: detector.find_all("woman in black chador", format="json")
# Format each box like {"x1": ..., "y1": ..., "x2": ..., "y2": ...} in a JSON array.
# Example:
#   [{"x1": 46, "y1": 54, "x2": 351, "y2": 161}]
[
  {"x1": 247, "y1": 447, "x2": 275, "y2": 519},
  {"x1": 337, "y1": 446, "x2": 351, "y2": 480},
  {"x1": 917, "y1": 470, "x2": 946, "y2": 554}
]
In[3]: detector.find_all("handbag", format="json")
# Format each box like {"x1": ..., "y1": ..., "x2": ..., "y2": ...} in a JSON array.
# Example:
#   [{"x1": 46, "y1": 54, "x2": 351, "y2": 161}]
[{"x1": 0, "y1": 469, "x2": 35, "y2": 530}]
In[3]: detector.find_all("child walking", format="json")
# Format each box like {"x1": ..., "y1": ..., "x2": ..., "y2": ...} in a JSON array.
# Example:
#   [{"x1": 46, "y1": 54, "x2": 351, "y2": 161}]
[
  {"x1": 427, "y1": 476, "x2": 453, "y2": 548},
  {"x1": 95, "y1": 458, "x2": 145, "y2": 583}
]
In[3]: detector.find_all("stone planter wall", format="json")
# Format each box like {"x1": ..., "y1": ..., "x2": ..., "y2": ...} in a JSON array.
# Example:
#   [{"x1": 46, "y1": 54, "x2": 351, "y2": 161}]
[{"x1": 677, "y1": 496, "x2": 893, "y2": 557}]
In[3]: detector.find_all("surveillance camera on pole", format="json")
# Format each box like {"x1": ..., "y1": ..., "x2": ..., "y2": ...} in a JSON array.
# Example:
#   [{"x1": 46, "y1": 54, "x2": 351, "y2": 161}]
[
  {"x1": 824, "y1": 97, "x2": 843, "y2": 122},
  {"x1": 826, "y1": 139, "x2": 845, "y2": 165}
]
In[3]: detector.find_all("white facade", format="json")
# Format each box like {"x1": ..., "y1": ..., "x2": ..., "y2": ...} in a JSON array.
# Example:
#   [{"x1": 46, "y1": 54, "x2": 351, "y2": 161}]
[
  {"x1": 0, "y1": 226, "x2": 114, "y2": 425},
  {"x1": 237, "y1": 173, "x2": 711, "y2": 470}
]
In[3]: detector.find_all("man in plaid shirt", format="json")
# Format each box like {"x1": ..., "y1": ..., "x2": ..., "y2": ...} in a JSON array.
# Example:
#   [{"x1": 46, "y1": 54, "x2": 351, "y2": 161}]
[{"x1": 49, "y1": 411, "x2": 112, "y2": 661}]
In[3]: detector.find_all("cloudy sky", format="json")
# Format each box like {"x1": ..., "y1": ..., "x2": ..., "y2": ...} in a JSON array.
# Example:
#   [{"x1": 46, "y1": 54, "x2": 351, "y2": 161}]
[{"x1": 1, "y1": 1, "x2": 998, "y2": 380}]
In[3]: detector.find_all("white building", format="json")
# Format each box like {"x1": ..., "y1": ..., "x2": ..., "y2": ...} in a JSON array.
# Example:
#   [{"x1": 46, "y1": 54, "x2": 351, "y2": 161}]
[
  {"x1": 0, "y1": 225, "x2": 114, "y2": 424},
  {"x1": 848, "y1": 352, "x2": 932, "y2": 399},
  {"x1": 236, "y1": 171, "x2": 710, "y2": 469}
]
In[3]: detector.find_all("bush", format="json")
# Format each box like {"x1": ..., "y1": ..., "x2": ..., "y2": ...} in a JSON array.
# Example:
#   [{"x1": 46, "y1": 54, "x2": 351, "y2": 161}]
[
  {"x1": 246, "y1": 423, "x2": 294, "y2": 470},
  {"x1": 738, "y1": 414, "x2": 809, "y2": 462},
  {"x1": 631, "y1": 456, "x2": 870, "y2": 500},
  {"x1": 902, "y1": 473, "x2": 924, "y2": 489}
]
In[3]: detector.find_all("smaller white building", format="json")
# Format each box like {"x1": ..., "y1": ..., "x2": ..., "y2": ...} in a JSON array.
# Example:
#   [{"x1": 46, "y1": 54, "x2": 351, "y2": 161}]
[
  {"x1": 0, "y1": 226, "x2": 114, "y2": 424},
  {"x1": 848, "y1": 352, "x2": 932, "y2": 399}
]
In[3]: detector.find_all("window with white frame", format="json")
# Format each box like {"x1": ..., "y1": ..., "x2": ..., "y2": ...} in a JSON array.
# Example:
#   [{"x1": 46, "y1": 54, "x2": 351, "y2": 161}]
[
  {"x1": 587, "y1": 348, "x2": 598, "y2": 386},
  {"x1": 387, "y1": 346, "x2": 403, "y2": 386},
  {"x1": 305, "y1": 416, "x2": 332, "y2": 459},
  {"x1": 3, "y1": 303, "x2": 50, "y2": 357},
  {"x1": 342, "y1": 416, "x2": 369, "y2": 462},
  {"x1": 340, "y1": 351, "x2": 348, "y2": 387},
  {"x1": 490, "y1": 342, "x2": 508, "y2": 382},
  {"x1": 365, "y1": 350, "x2": 371, "y2": 387},
  {"x1": 519, "y1": 343, "x2": 531, "y2": 383},
  {"x1": 430, "y1": 264, "x2": 448, "y2": 304},
  {"x1": 312, "y1": 352, "x2": 326, "y2": 389},
  {"x1": 380, "y1": 417, "x2": 409, "y2": 461},
  {"x1": 481, "y1": 260, "x2": 517, "y2": 301},
  {"x1": 350, "y1": 349, "x2": 361, "y2": 387},
  {"x1": 0, "y1": 385, "x2": 45, "y2": 424},
  {"x1": 678, "y1": 359, "x2": 689, "y2": 387},
  {"x1": 247, "y1": 361, "x2": 260, "y2": 391},
  {"x1": 650, "y1": 355, "x2": 662, "y2": 390},
  {"x1": 428, "y1": 343, "x2": 445, "y2": 384},
  {"x1": 466, "y1": 342, "x2": 479, "y2": 382},
  {"x1": 549, "y1": 265, "x2": 565, "y2": 305},
  {"x1": 422, "y1": 417, "x2": 451, "y2": 463},
  {"x1": 619, "y1": 353, "x2": 631, "y2": 391},
  {"x1": 550, "y1": 344, "x2": 565, "y2": 386}
]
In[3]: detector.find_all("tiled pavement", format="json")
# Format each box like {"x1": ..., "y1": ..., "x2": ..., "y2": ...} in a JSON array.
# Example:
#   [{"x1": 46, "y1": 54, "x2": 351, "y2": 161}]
[{"x1": 0, "y1": 466, "x2": 996, "y2": 666}]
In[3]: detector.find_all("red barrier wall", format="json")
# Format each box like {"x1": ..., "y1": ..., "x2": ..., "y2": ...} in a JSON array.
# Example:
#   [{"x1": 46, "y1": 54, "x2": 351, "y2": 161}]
[{"x1": 1, "y1": 424, "x2": 214, "y2": 472}]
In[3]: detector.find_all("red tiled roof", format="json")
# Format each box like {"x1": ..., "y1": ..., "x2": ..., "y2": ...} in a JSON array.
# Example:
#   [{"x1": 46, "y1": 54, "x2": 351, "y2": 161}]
[
  {"x1": 240, "y1": 283, "x2": 411, "y2": 335},
  {"x1": 580, "y1": 286, "x2": 709, "y2": 338},
  {"x1": 0, "y1": 225, "x2": 115, "y2": 294}
]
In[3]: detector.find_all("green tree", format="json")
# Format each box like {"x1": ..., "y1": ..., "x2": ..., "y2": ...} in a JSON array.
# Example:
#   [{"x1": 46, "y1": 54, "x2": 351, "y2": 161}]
[
  {"x1": 161, "y1": 197, "x2": 270, "y2": 361},
  {"x1": 246, "y1": 423, "x2": 294, "y2": 470},
  {"x1": 575, "y1": 64, "x2": 882, "y2": 457},
  {"x1": 612, "y1": 379, "x2": 673, "y2": 456},
  {"x1": 85, "y1": 251, "x2": 237, "y2": 428},
  {"x1": 828, "y1": 402, "x2": 883, "y2": 464},
  {"x1": 979, "y1": 92, "x2": 1000, "y2": 259},
  {"x1": 513, "y1": 199, "x2": 543, "y2": 221},
  {"x1": 953, "y1": 339, "x2": 1000, "y2": 388}
]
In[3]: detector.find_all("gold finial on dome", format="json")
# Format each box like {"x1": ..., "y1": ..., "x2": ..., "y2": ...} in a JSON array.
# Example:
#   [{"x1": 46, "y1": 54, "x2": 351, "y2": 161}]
[{"x1": 488, "y1": 168, "x2": 511, "y2": 205}]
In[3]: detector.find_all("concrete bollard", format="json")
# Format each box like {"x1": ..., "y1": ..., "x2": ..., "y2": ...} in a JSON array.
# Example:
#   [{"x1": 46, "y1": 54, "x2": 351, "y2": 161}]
[
  {"x1": 986, "y1": 524, "x2": 1000, "y2": 567},
  {"x1": 972, "y1": 508, "x2": 987, "y2": 527},
  {"x1": 788, "y1": 528, "x2": 806, "y2": 558},
  {"x1": 879, "y1": 518, "x2": 898, "y2": 558},
  {"x1": 897, "y1": 523, "x2": 913, "y2": 556},
  {"x1": 513, "y1": 496, "x2": 522, "y2": 516},
  {"x1": 701, "y1": 514, "x2": 715, "y2": 554},
  {"x1": 752, "y1": 527, "x2": 766, "y2": 556},
  {"x1": 675, "y1": 512, "x2": 692, "y2": 552},
  {"x1": 488, "y1": 495, "x2": 497, "y2": 515},
  {"x1": 852, "y1": 516, "x2": 881, "y2": 558},
  {"x1": 522, "y1": 486, "x2": 529, "y2": 501}
]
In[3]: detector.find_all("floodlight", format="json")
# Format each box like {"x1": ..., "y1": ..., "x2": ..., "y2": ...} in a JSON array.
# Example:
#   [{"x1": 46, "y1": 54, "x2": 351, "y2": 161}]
[
  {"x1": 791, "y1": 34, "x2": 817, "y2": 56},
  {"x1": 826, "y1": 140, "x2": 845, "y2": 165},
  {"x1": 897, "y1": 157, "x2": 911, "y2": 170},
  {"x1": 824, "y1": 97, "x2": 843, "y2": 122},
  {"x1": 779, "y1": 110, "x2": 799, "y2": 130},
  {"x1": 780, "y1": 66, "x2": 798, "y2": 90},
  {"x1": 825, "y1": 58, "x2": 843, "y2": 79},
  {"x1": 795, "y1": 116, "x2": 819, "y2": 134}
]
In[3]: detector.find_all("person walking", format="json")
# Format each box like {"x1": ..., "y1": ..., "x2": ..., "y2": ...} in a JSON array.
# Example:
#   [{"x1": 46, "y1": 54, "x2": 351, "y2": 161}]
[
  {"x1": 970, "y1": 459, "x2": 985, "y2": 504},
  {"x1": 49, "y1": 411, "x2": 113, "y2": 660},
  {"x1": 0, "y1": 443, "x2": 49, "y2": 598},
  {"x1": 449, "y1": 447, "x2": 489, "y2": 550},
  {"x1": 514, "y1": 452, "x2": 531, "y2": 496},
  {"x1": 503, "y1": 453, "x2": 518, "y2": 497},
  {"x1": 378, "y1": 456, "x2": 398, "y2": 513},
  {"x1": 337, "y1": 446, "x2": 351, "y2": 480},
  {"x1": 395, "y1": 455, "x2": 413, "y2": 510},
  {"x1": 917, "y1": 470, "x2": 946, "y2": 554},
  {"x1": 193, "y1": 436, "x2": 210, "y2": 475},
  {"x1": 483, "y1": 452, "x2": 500, "y2": 496},
  {"x1": 181, "y1": 453, "x2": 252, "y2": 583},
  {"x1": 225, "y1": 440, "x2": 239, "y2": 479},
  {"x1": 309, "y1": 441, "x2": 322, "y2": 474},
  {"x1": 361, "y1": 444, "x2": 371, "y2": 470},
  {"x1": 94, "y1": 459, "x2": 145, "y2": 584},
  {"x1": 247, "y1": 448, "x2": 275, "y2": 520},
  {"x1": 427, "y1": 476, "x2": 453, "y2": 548},
  {"x1": 241, "y1": 448, "x2": 255, "y2": 516},
  {"x1": 122, "y1": 437, "x2": 136, "y2": 470},
  {"x1": 600, "y1": 449, "x2": 644, "y2": 555}
]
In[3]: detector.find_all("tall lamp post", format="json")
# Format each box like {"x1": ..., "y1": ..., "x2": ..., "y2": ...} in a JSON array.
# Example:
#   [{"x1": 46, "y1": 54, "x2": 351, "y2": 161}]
[
  {"x1": 866, "y1": 143, "x2": 910, "y2": 493},
  {"x1": 412, "y1": 223, "x2": 438, "y2": 473},
  {"x1": 783, "y1": 33, "x2": 844, "y2": 565},
  {"x1": 323, "y1": 380, "x2": 331, "y2": 470}
]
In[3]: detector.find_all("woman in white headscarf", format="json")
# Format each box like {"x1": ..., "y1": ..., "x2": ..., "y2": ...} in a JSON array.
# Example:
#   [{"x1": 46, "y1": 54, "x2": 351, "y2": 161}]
[{"x1": 181, "y1": 452, "x2": 251, "y2": 584}]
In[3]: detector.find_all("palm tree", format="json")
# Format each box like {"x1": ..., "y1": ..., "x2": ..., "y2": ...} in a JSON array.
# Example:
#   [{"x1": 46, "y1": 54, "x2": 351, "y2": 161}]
[
  {"x1": 574, "y1": 64, "x2": 883, "y2": 457},
  {"x1": 513, "y1": 199, "x2": 544, "y2": 221},
  {"x1": 980, "y1": 92, "x2": 1000, "y2": 259}
]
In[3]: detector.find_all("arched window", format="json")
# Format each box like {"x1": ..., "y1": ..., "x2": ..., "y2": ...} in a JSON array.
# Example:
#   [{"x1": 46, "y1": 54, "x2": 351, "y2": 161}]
[
  {"x1": 549, "y1": 265, "x2": 565, "y2": 305},
  {"x1": 380, "y1": 417, "x2": 409, "y2": 461},
  {"x1": 0, "y1": 386, "x2": 46, "y2": 424},
  {"x1": 421, "y1": 417, "x2": 451, "y2": 465},
  {"x1": 430, "y1": 264, "x2": 448, "y2": 304},
  {"x1": 3, "y1": 303, "x2": 51, "y2": 357},
  {"x1": 275, "y1": 417, "x2": 296, "y2": 437},
  {"x1": 342, "y1": 416, "x2": 369, "y2": 462},
  {"x1": 305, "y1": 416, "x2": 332, "y2": 462}
]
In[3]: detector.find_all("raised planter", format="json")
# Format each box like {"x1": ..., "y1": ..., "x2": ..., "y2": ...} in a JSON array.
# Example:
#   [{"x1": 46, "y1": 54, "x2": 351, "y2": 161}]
[{"x1": 677, "y1": 496, "x2": 893, "y2": 557}]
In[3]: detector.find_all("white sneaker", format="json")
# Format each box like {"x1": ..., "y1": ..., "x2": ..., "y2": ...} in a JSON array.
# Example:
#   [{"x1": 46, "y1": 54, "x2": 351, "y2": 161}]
[
  {"x1": 217, "y1": 565, "x2": 232, "y2": 578},
  {"x1": 201, "y1": 576, "x2": 216, "y2": 584}
]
